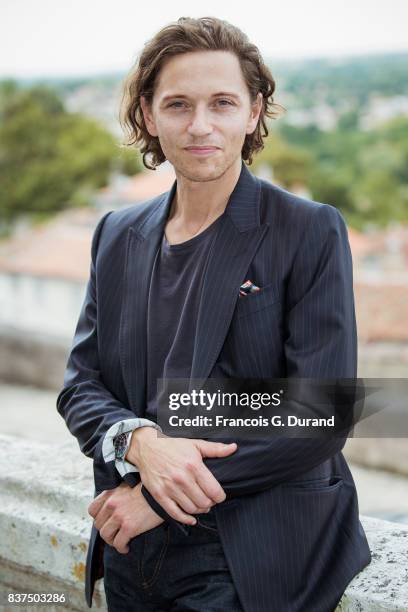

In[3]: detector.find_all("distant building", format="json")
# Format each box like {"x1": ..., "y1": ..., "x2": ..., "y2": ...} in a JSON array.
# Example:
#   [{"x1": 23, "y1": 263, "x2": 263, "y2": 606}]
[
  {"x1": 0, "y1": 207, "x2": 99, "y2": 339},
  {"x1": 284, "y1": 103, "x2": 338, "y2": 131},
  {"x1": 0, "y1": 167, "x2": 175, "y2": 339},
  {"x1": 348, "y1": 226, "x2": 408, "y2": 355},
  {"x1": 360, "y1": 95, "x2": 408, "y2": 130}
]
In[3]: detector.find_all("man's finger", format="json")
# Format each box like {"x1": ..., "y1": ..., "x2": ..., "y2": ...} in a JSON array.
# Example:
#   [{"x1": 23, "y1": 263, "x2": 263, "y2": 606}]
[
  {"x1": 100, "y1": 516, "x2": 121, "y2": 547},
  {"x1": 172, "y1": 488, "x2": 211, "y2": 515},
  {"x1": 94, "y1": 502, "x2": 115, "y2": 531},
  {"x1": 112, "y1": 528, "x2": 134, "y2": 555},
  {"x1": 177, "y1": 480, "x2": 215, "y2": 511},
  {"x1": 194, "y1": 440, "x2": 237, "y2": 458},
  {"x1": 161, "y1": 498, "x2": 197, "y2": 525},
  {"x1": 88, "y1": 490, "x2": 111, "y2": 518},
  {"x1": 195, "y1": 464, "x2": 226, "y2": 504}
]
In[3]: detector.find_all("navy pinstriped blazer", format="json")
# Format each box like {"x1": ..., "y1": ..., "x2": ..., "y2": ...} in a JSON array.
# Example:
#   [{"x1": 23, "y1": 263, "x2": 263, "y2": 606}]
[{"x1": 57, "y1": 160, "x2": 372, "y2": 611}]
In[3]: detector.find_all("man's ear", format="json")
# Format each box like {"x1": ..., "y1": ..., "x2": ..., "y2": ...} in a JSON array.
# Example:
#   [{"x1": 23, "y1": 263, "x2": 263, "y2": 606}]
[
  {"x1": 140, "y1": 95, "x2": 159, "y2": 137},
  {"x1": 246, "y1": 92, "x2": 263, "y2": 135}
]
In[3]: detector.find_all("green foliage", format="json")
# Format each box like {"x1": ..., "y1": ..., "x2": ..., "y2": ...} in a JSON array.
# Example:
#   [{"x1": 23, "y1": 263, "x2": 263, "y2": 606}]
[
  {"x1": 266, "y1": 115, "x2": 408, "y2": 229},
  {"x1": 252, "y1": 134, "x2": 313, "y2": 188},
  {"x1": 270, "y1": 52, "x2": 408, "y2": 108},
  {"x1": 0, "y1": 80, "x2": 141, "y2": 224},
  {"x1": 113, "y1": 146, "x2": 143, "y2": 176},
  {"x1": 308, "y1": 166, "x2": 355, "y2": 214}
]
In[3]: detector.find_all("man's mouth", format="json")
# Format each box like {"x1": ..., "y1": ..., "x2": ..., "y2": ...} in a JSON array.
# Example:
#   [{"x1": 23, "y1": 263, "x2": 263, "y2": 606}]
[{"x1": 184, "y1": 146, "x2": 220, "y2": 156}]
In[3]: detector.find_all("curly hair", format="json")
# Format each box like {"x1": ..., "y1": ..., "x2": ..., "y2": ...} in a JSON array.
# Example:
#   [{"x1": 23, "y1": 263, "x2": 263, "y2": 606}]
[{"x1": 119, "y1": 16, "x2": 285, "y2": 170}]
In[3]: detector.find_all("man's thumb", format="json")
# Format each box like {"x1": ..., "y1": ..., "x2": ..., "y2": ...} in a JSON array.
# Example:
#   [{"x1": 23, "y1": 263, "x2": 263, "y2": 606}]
[{"x1": 195, "y1": 440, "x2": 237, "y2": 458}]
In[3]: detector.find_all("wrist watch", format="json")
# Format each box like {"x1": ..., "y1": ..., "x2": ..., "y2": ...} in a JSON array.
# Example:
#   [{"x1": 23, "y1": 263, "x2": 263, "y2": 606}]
[{"x1": 113, "y1": 430, "x2": 133, "y2": 462}]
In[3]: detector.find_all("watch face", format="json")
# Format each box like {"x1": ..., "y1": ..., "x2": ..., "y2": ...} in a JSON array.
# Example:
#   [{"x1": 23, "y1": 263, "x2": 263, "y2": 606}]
[{"x1": 114, "y1": 432, "x2": 129, "y2": 461}]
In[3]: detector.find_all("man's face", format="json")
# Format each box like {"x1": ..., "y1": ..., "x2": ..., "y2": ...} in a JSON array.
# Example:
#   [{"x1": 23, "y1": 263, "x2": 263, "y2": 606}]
[{"x1": 141, "y1": 50, "x2": 262, "y2": 181}]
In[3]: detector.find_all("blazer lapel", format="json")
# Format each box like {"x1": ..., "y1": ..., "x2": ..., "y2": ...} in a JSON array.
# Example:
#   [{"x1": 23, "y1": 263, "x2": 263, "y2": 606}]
[
  {"x1": 189, "y1": 161, "x2": 269, "y2": 386},
  {"x1": 119, "y1": 183, "x2": 176, "y2": 415}
]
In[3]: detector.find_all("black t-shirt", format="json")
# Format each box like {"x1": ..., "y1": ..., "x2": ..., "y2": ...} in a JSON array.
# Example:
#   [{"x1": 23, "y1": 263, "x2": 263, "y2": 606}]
[{"x1": 145, "y1": 213, "x2": 225, "y2": 421}]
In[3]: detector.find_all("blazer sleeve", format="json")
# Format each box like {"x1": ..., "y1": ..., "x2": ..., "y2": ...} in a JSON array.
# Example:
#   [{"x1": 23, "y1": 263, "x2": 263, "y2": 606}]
[
  {"x1": 56, "y1": 211, "x2": 140, "y2": 493},
  {"x1": 202, "y1": 203, "x2": 358, "y2": 497}
]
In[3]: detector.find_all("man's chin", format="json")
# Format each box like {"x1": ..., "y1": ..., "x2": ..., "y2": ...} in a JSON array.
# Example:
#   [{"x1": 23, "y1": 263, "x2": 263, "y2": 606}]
[{"x1": 173, "y1": 157, "x2": 230, "y2": 182}]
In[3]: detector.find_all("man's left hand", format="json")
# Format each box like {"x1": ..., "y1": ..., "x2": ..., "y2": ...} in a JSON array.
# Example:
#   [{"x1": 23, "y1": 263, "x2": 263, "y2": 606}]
[{"x1": 88, "y1": 482, "x2": 164, "y2": 554}]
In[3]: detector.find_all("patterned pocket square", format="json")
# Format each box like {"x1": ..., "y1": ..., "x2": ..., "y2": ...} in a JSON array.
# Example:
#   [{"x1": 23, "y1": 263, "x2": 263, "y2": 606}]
[{"x1": 239, "y1": 279, "x2": 261, "y2": 297}]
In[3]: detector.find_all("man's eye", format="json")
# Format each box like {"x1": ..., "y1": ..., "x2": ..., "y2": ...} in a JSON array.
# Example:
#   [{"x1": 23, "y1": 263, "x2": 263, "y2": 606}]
[{"x1": 167, "y1": 100, "x2": 234, "y2": 108}]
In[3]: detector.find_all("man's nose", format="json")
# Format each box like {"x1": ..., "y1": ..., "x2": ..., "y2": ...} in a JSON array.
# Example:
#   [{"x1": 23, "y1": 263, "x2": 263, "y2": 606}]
[{"x1": 187, "y1": 107, "x2": 213, "y2": 136}]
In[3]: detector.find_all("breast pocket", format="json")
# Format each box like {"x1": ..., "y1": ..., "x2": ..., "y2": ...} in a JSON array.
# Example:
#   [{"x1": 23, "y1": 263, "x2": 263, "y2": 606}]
[
  {"x1": 217, "y1": 282, "x2": 284, "y2": 378},
  {"x1": 235, "y1": 282, "x2": 281, "y2": 318}
]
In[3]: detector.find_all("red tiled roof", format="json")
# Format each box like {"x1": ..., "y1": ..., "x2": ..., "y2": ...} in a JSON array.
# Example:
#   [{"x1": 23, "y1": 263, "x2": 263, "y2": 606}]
[
  {"x1": 349, "y1": 226, "x2": 408, "y2": 263},
  {"x1": 96, "y1": 167, "x2": 176, "y2": 204},
  {"x1": 121, "y1": 168, "x2": 175, "y2": 201},
  {"x1": 0, "y1": 208, "x2": 102, "y2": 282}
]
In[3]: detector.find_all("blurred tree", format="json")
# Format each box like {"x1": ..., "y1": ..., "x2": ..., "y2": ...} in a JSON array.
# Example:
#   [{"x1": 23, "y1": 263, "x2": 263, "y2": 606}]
[
  {"x1": 113, "y1": 146, "x2": 143, "y2": 176},
  {"x1": 252, "y1": 133, "x2": 313, "y2": 188},
  {"x1": 309, "y1": 165, "x2": 355, "y2": 214},
  {"x1": 379, "y1": 117, "x2": 408, "y2": 183},
  {"x1": 337, "y1": 109, "x2": 360, "y2": 132},
  {"x1": 351, "y1": 137, "x2": 408, "y2": 225},
  {"x1": 272, "y1": 115, "x2": 408, "y2": 228},
  {"x1": 0, "y1": 81, "x2": 142, "y2": 226}
]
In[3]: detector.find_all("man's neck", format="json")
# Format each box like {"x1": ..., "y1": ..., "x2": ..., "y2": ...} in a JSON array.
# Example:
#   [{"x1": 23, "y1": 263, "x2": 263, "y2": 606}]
[{"x1": 167, "y1": 157, "x2": 242, "y2": 236}]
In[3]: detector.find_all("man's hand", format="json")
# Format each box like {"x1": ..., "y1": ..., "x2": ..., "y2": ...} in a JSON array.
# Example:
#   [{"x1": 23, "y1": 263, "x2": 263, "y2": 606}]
[
  {"x1": 88, "y1": 482, "x2": 164, "y2": 554},
  {"x1": 126, "y1": 428, "x2": 237, "y2": 524}
]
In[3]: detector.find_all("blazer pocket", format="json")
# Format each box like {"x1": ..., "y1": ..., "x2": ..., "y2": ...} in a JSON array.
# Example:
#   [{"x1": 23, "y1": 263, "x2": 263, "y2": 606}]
[
  {"x1": 281, "y1": 476, "x2": 344, "y2": 493},
  {"x1": 235, "y1": 282, "x2": 281, "y2": 318}
]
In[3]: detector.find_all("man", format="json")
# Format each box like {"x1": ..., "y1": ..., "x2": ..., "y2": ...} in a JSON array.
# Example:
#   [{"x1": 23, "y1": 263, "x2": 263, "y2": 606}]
[{"x1": 57, "y1": 16, "x2": 372, "y2": 612}]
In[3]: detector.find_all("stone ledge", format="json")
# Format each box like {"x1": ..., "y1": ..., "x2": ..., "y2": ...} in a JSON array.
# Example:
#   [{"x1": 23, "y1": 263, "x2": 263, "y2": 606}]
[
  {"x1": 0, "y1": 434, "x2": 105, "y2": 612},
  {"x1": 0, "y1": 434, "x2": 407, "y2": 611}
]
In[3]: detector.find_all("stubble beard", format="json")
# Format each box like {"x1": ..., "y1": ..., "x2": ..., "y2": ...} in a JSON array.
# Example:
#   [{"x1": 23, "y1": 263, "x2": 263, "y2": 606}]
[{"x1": 169, "y1": 149, "x2": 241, "y2": 184}]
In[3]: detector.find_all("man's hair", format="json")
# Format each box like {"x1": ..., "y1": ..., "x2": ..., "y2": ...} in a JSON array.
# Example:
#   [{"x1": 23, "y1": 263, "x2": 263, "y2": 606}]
[{"x1": 119, "y1": 16, "x2": 285, "y2": 170}]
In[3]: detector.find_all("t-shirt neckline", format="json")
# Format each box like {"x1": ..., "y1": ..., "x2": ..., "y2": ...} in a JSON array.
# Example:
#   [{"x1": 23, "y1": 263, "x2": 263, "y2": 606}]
[{"x1": 162, "y1": 212, "x2": 225, "y2": 253}]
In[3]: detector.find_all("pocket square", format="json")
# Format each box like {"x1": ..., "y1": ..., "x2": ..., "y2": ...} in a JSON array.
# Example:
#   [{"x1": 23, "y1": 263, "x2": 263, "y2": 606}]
[{"x1": 239, "y1": 279, "x2": 261, "y2": 297}]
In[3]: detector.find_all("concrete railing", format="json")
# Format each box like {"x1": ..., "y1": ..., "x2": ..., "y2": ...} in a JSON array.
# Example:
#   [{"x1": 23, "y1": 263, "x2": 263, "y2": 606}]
[
  {"x1": 0, "y1": 434, "x2": 407, "y2": 611},
  {"x1": 0, "y1": 435, "x2": 106, "y2": 611}
]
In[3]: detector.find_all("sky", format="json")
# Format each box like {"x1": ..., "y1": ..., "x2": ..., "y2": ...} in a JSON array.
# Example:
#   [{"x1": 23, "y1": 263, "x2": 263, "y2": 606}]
[{"x1": 1, "y1": 0, "x2": 408, "y2": 78}]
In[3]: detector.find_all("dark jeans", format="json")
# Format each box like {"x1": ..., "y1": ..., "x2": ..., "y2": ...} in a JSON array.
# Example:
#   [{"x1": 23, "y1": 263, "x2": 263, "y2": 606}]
[{"x1": 103, "y1": 509, "x2": 244, "y2": 611}]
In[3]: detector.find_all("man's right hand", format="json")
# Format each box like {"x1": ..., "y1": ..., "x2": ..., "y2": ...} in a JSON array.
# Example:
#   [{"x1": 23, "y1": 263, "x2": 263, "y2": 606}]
[{"x1": 126, "y1": 427, "x2": 237, "y2": 524}]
